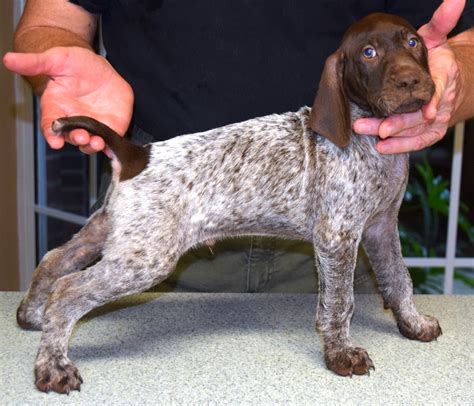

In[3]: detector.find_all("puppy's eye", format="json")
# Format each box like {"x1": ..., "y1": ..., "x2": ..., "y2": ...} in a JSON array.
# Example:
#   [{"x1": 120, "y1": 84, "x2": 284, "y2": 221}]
[
  {"x1": 408, "y1": 37, "x2": 419, "y2": 48},
  {"x1": 362, "y1": 46, "x2": 377, "y2": 59}
]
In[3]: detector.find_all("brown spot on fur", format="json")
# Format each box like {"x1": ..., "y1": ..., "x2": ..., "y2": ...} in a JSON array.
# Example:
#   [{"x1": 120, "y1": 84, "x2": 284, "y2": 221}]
[{"x1": 119, "y1": 144, "x2": 151, "y2": 181}]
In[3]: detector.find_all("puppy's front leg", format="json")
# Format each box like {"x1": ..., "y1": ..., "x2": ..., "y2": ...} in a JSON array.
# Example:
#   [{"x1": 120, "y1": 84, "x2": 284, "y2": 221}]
[
  {"x1": 313, "y1": 225, "x2": 374, "y2": 377},
  {"x1": 362, "y1": 210, "x2": 442, "y2": 341}
]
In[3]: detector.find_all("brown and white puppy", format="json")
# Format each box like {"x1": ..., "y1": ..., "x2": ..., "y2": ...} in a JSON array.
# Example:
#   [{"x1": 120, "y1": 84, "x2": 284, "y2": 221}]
[
  {"x1": 311, "y1": 13, "x2": 434, "y2": 146},
  {"x1": 17, "y1": 13, "x2": 440, "y2": 394}
]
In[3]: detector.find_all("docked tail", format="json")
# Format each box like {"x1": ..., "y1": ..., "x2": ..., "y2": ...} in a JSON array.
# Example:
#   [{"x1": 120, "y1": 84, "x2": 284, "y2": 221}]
[{"x1": 52, "y1": 116, "x2": 150, "y2": 181}]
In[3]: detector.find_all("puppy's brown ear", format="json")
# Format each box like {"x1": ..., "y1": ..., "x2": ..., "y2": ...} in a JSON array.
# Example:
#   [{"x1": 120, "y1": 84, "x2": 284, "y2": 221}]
[{"x1": 308, "y1": 51, "x2": 351, "y2": 148}]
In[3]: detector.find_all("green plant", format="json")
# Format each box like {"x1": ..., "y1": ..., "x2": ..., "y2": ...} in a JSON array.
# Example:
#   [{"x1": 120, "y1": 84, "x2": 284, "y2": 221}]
[{"x1": 399, "y1": 157, "x2": 474, "y2": 293}]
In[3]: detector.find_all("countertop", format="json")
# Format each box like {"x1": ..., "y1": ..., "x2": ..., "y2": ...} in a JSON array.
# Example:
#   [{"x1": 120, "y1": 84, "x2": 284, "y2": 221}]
[{"x1": 1, "y1": 292, "x2": 473, "y2": 405}]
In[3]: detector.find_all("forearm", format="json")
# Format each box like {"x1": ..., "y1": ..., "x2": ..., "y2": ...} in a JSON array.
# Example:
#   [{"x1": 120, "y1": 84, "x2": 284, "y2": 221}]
[{"x1": 449, "y1": 28, "x2": 474, "y2": 125}]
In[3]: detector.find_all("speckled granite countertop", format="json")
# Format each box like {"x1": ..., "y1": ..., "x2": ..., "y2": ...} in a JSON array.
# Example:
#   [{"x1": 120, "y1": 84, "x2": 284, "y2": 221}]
[{"x1": 0, "y1": 292, "x2": 472, "y2": 405}]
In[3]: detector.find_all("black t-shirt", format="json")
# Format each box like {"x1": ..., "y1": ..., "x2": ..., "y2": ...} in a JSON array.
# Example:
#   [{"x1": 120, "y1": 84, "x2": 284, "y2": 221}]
[{"x1": 70, "y1": 0, "x2": 474, "y2": 141}]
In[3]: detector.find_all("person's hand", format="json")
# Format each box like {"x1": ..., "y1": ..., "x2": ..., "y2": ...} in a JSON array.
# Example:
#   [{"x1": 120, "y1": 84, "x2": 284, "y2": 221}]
[
  {"x1": 3, "y1": 46, "x2": 134, "y2": 154},
  {"x1": 353, "y1": 0, "x2": 465, "y2": 154}
]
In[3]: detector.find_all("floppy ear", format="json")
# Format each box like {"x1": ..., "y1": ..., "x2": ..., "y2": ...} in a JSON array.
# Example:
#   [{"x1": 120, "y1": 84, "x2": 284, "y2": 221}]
[{"x1": 308, "y1": 50, "x2": 352, "y2": 148}]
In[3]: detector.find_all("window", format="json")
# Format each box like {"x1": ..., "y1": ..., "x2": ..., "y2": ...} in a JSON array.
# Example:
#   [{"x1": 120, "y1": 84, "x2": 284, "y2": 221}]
[
  {"x1": 34, "y1": 101, "x2": 99, "y2": 261},
  {"x1": 399, "y1": 122, "x2": 474, "y2": 293}
]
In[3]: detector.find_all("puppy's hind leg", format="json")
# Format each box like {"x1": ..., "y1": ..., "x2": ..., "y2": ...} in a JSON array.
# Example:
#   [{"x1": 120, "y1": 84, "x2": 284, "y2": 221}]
[
  {"x1": 33, "y1": 248, "x2": 178, "y2": 394},
  {"x1": 17, "y1": 209, "x2": 110, "y2": 330},
  {"x1": 362, "y1": 210, "x2": 442, "y2": 342}
]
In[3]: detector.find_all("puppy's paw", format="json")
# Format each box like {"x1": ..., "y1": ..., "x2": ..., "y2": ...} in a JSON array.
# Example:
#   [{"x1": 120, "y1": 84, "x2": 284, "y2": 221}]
[
  {"x1": 35, "y1": 356, "x2": 83, "y2": 394},
  {"x1": 398, "y1": 314, "x2": 442, "y2": 342},
  {"x1": 325, "y1": 346, "x2": 375, "y2": 377},
  {"x1": 16, "y1": 302, "x2": 43, "y2": 331}
]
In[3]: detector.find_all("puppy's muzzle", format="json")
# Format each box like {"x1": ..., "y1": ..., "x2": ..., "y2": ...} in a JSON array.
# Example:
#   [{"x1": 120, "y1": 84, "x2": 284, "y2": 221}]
[{"x1": 383, "y1": 60, "x2": 435, "y2": 115}]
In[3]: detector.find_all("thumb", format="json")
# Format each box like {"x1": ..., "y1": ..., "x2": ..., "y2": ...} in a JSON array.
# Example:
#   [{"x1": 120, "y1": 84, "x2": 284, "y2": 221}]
[
  {"x1": 3, "y1": 49, "x2": 65, "y2": 77},
  {"x1": 418, "y1": 0, "x2": 466, "y2": 49},
  {"x1": 40, "y1": 111, "x2": 66, "y2": 149}
]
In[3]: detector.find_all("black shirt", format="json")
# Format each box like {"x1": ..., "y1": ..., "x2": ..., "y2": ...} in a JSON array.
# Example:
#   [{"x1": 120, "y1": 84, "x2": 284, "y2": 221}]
[{"x1": 70, "y1": 0, "x2": 474, "y2": 141}]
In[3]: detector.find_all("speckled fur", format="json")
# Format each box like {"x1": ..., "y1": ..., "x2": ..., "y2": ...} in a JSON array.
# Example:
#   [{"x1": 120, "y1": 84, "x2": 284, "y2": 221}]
[{"x1": 18, "y1": 14, "x2": 442, "y2": 393}]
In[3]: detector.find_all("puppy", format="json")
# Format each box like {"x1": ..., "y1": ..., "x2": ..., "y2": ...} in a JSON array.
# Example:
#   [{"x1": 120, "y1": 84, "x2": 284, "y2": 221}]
[{"x1": 17, "y1": 13, "x2": 441, "y2": 394}]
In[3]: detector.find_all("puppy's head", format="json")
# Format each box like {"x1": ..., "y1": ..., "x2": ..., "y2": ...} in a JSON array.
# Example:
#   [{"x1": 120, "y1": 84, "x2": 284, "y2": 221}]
[{"x1": 309, "y1": 13, "x2": 435, "y2": 148}]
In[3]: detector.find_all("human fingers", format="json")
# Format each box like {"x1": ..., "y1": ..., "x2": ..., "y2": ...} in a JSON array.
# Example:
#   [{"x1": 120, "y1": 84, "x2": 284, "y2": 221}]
[
  {"x1": 378, "y1": 110, "x2": 428, "y2": 139},
  {"x1": 376, "y1": 127, "x2": 445, "y2": 154},
  {"x1": 417, "y1": 0, "x2": 465, "y2": 49},
  {"x1": 89, "y1": 135, "x2": 106, "y2": 152},
  {"x1": 41, "y1": 111, "x2": 93, "y2": 150},
  {"x1": 65, "y1": 132, "x2": 105, "y2": 154},
  {"x1": 2, "y1": 49, "x2": 65, "y2": 77},
  {"x1": 79, "y1": 136, "x2": 106, "y2": 154},
  {"x1": 80, "y1": 145, "x2": 111, "y2": 158},
  {"x1": 353, "y1": 117, "x2": 383, "y2": 136},
  {"x1": 40, "y1": 113, "x2": 66, "y2": 149},
  {"x1": 425, "y1": 59, "x2": 459, "y2": 124},
  {"x1": 353, "y1": 110, "x2": 426, "y2": 138},
  {"x1": 64, "y1": 129, "x2": 91, "y2": 146},
  {"x1": 62, "y1": 132, "x2": 106, "y2": 155}
]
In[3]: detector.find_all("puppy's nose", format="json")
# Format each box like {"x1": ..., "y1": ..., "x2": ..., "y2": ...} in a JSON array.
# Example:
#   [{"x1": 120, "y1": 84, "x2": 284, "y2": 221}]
[{"x1": 394, "y1": 72, "x2": 421, "y2": 90}]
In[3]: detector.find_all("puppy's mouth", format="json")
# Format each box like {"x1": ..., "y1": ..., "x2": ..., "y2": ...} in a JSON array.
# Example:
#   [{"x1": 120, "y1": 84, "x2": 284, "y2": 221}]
[
  {"x1": 392, "y1": 98, "x2": 426, "y2": 114},
  {"x1": 378, "y1": 86, "x2": 434, "y2": 117}
]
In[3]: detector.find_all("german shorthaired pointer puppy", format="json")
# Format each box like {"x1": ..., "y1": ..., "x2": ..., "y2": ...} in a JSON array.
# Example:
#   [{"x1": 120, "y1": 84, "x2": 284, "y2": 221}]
[{"x1": 18, "y1": 13, "x2": 442, "y2": 393}]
